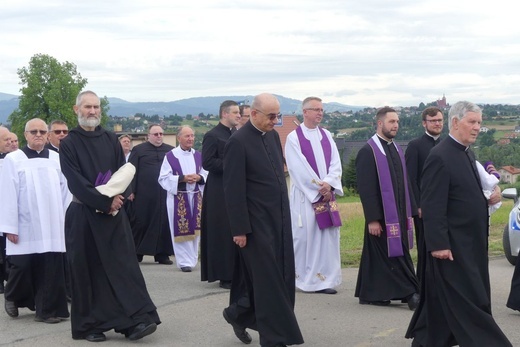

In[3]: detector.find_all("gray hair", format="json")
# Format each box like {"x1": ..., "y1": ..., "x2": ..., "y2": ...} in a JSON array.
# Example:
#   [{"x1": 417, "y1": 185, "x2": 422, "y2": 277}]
[
  {"x1": 75, "y1": 90, "x2": 99, "y2": 107},
  {"x1": 448, "y1": 101, "x2": 482, "y2": 131}
]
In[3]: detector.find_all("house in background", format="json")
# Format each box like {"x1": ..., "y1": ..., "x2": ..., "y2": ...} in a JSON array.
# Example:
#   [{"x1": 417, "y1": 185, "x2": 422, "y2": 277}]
[{"x1": 499, "y1": 166, "x2": 520, "y2": 184}]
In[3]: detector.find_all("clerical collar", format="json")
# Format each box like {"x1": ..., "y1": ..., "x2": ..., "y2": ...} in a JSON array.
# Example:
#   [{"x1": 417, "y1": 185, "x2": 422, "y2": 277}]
[
  {"x1": 0, "y1": 152, "x2": 6, "y2": 159},
  {"x1": 180, "y1": 146, "x2": 192, "y2": 152},
  {"x1": 22, "y1": 145, "x2": 49, "y2": 158},
  {"x1": 448, "y1": 134, "x2": 469, "y2": 150},
  {"x1": 27, "y1": 144, "x2": 44, "y2": 154},
  {"x1": 425, "y1": 131, "x2": 440, "y2": 141},
  {"x1": 376, "y1": 133, "x2": 393, "y2": 145},
  {"x1": 250, "y1": 121, "x2": 266, "y2": 135}
]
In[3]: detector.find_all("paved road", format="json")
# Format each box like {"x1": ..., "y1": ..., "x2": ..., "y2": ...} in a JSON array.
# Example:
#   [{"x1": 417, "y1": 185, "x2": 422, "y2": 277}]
[{"x1": 1, "y1": 257, "x2": 519, "y2": 346}]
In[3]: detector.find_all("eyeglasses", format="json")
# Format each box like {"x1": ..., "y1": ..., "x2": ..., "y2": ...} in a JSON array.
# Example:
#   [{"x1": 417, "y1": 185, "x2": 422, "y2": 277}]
[
  {"x1": 426, "y1": 119, "x2": 443, "y2": 124},
  {"x1": 52, "y1": 130, "x2": 69, "y2": 135},
  {"x1": 150, "y1": 132, "x2": 163, "y2": 137},
  {"x1": 26, "y1": 130, "x2": 48, "y2": 136},
  {"x1": 304, "y1": 108, "x2": 324, "y2": 113},
  {"x1": 254, "y1": 109, "x2": 281, "y2": 121}
]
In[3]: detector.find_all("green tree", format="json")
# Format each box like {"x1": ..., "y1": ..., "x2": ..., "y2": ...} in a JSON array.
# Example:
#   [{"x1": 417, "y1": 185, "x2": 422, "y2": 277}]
[
  {"x1": 342, "y1": 153, "x2": 358, "y2": 192},
  {"x1": 9, "y1": 54, "x2": 109, "y2": 141}
]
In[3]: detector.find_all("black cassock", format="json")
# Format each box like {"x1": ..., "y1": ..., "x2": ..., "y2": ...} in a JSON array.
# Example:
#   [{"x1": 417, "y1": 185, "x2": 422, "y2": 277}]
[
  {"x1": 406, "y1": 136, "x2": 511, "y2": 346},
  {"x1": 60, "y1": 126, "x2": 160, "y2": 339},
  {"x1": 355, "y1": 136, "x2": 418, "y2": 302},
  {"x1": 128, "y1": 141, "x2": 174, "y2": 258},
  {"x1": 405, "y1": 133, "x2": 439, "y2": 285},
  {"x1": 223, "y1": 122, "x2": 303, "y2": 347},
  {"x1": 200, "y1": 122, "x2": 235, "y2": 282}
]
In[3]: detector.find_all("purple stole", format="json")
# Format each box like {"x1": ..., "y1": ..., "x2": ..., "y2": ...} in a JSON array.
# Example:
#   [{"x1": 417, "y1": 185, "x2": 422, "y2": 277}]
[
  {"x1": 166, "y1": 150, "x2": 203, "y2": 242},
  {"x1": 367, "y1": 137, "x2": 413, "y2": 257},
  {"x1": 296, "y1": 126, "x2": 342, "y2": 229}
]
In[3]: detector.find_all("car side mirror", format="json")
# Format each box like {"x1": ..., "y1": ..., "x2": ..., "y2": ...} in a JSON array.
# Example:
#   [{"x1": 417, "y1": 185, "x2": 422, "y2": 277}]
[{"x1": 502, "y1": 188, "x2": 518, "y2": 203}]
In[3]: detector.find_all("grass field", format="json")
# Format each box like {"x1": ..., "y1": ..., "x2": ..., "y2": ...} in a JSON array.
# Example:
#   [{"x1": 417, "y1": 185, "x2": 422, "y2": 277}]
[{"x1": 338, "y1": 198, "x2": 513, "y2": 267}]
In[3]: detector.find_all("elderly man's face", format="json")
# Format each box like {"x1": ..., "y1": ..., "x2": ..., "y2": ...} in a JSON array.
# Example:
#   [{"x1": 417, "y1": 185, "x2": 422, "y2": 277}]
[
  {"x1": 24, "y1": 120, "x2": 48, "y2": 151},
  {"x1": 119, "y1": 136, "x2": 132, "y2": 153},
  {"x1": 49, "y1": 123, "x2": 69, "y2": 148},
  {"x1": 148, "y1": 126, "x2": 164, "y2": 147},
  {"x1": 178, "y1": 128, "x2": 195, "y2": 150},
  {"x1": 251, "y1": 105, "x2": 280, "y2": 132},
  {"x1": 0, "y1": 129, "x2": 12, "y2": 153},
  {"x1": 74, "y1": 94, "x2": 101, "y2": 128},
  {"x1": 10, "y1": 134, "x2": 18, "y2": 151}
]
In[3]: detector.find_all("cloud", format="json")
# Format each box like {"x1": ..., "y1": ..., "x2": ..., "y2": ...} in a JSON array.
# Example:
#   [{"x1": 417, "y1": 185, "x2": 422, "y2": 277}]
[{"x1": 0, "y1": 0, "x2": 519, "y2": 106}]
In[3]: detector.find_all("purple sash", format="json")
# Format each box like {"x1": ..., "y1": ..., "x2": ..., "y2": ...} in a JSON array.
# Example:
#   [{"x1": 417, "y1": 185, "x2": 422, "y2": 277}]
[
  {"x1": 166, "y1": 150, "x2": 203, "y2": 242},
  {"x1": 367, "y1": 137, "x2": 413, "y2": 257},
  {"x1": 296, "y1": 126, "x2": 342, "y2": 229}
]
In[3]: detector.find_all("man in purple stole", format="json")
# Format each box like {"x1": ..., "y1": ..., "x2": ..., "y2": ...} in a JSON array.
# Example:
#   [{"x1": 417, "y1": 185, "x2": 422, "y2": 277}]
[
  {"x1": 285, "y1": 96, "x2": 343, "y2": 295},
  {"x1": 355, "y1": 106, "x2": 419, "y2": 310},
  {"x1": 158, "y1": 126, "x2": 207, "y2": 272}
]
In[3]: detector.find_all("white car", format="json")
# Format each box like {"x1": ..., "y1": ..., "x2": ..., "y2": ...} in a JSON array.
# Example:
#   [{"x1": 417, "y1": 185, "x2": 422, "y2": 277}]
[{"x1": 502, "y1": 188, "x2": 520, "y2": 265}]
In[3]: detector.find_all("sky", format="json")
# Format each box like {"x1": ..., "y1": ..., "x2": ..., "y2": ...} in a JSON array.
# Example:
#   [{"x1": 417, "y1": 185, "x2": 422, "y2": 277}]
[{"x1": 1, "y1": 0, "x2": 519, "y2": 107}]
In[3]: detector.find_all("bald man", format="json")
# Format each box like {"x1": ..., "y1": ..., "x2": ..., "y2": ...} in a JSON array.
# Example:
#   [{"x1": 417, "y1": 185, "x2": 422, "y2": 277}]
[
  {"x1": 1, "y1": 119, "x2": 70, "y2": 323},
  {"x1": 222, "y1": 93, "x2": 303, "y2": 347}
]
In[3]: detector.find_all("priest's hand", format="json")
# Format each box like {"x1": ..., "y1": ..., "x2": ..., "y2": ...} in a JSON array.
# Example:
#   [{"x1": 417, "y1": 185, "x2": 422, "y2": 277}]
[
  {"x1": 488, "y1": 185, "x2": 501, "y2": 206},
  {"x1": 368, "y1": 221, "x2": 382, "y2": 237},
  {"x1": 184, "y1": 174, "x2": 200, "y2": 184},
  {"x1": 318, "y1": 181, "x2": 332, "y2": 196},
  {"x1": 109, "y1": 194, "x2": 124, "y2": 214},
  {"x1": 431, "y1": 249, "x2": 454, "y2": 261},
  {"x1": 127, "y1": 193, "x2": 135, "y2": 201},
  {"x1": 233, "y1": 235, "x2": 247, "y2": 248},
  {"x1": 5, "y1": 233, "x2": 18, "y2": 244}
]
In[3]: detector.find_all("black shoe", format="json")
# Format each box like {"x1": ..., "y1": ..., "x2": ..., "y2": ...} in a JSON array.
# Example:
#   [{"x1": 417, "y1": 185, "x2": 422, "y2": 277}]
[
  {"x1": 180, "y1": 266, "x2": 192, "y2": 272},
  {"x1": 34, "y1": 316, "x2": 61, "y2": 324},
  {"x1": 127, "y1": 322, "x2": 157, "y2": 341},
  {"x1": 156, "y1": 257, "x2": 173, "y2": 265},
  {"x1": 73, "y1": 333, "x2": 107, "y2": 342},
  {"x1": 219, "y1": 280, "x2": 232, "y2": 289},
  {"x1": 0, "y1": 282, "x2": 4, "y2": 294},
  {"x1": 137, "y1": 254, "x2": 143, "y2": 263},
  {"x1": 359, "y1": 299, "x2": 391, "y2": 306},
  {"x1": 315, "y1": 288, "x2": 337, "y2": 294},
  {"x1": 223, "y1": 309, "x2": 252, "y2": 344},
  {"x1": 4, "y1": 299, "x2": 18, "y2": 317},
  {"x1": 406, "y1": 293, "x2": 420, "y2": 311}
]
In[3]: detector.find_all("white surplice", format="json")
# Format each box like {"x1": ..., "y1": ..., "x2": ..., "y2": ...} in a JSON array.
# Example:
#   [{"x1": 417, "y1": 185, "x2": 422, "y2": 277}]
[
  {"x1": 0, "y1": 149, "x2": 70, "y2": 255},
  {"x1": 285, "y1": 124, "x2": 344, "y2": 291},
  {"x1": 158, "y1": 146, "x2": 208, "y2": 269}
]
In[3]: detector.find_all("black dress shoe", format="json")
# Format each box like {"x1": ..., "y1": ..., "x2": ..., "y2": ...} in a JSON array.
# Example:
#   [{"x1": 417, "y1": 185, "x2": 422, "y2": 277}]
[
  {"x1": 156, "y1": 257, "x2": 173, "y2": 265},
  {"x1": 223, "y1": 309, "x2": 252, "y2": 344},
  {"x1": 34, "y1": 316, "x2": 61, "y2": 324},
  {"x1": 359, "y1": 299, "x2": 391, "y2": 306},
  {"x1": 180, "y1": 266, "x2": 192, "y2": 272},
  {"x1": 219, "y1": 280, "x2": 232, "y2": 289},
  {"x1": 4, "y1": 299, "x2": 18, "y2": 317},
  {"x1": 127, "y1": 322, "x2": 157, "y2": 341},
  {"x1": 73, "y1": 333, "x2": 106, "y2": 342},
  {"x1": 137, "y1": 254, "x2": 143, "y2": 263},
  {"x1": 315, "y1": 288, "x2": 337, "y2": 294},
  {"x1": 406, "y1": 293, "x2": 420, "y2": 311}
]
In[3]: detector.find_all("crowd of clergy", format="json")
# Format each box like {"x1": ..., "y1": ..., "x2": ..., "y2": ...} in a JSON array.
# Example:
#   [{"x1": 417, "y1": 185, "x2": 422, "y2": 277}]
[{"x1": 1, "y1": 92, "x2": 520, "y2": 346}]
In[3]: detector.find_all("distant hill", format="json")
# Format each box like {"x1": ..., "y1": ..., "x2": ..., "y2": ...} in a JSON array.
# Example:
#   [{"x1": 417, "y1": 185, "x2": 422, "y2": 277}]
[{"x1": 0, "y1": 93, "x2": 365, "y2": 124}]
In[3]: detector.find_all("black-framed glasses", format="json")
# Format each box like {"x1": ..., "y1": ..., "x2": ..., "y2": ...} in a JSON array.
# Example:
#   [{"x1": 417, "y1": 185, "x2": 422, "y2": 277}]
[
  {"x1": 304, "y1": 108, "x2": 324, "y2": 113},
  {"x1": 26, "y1": 130, "x2": 48, "y2": 135},
  {"x1": 426, "y1": 119, "x2": 443, "y2": 124},
  {"x1": 52, "y1": 130, "x2": 69, "y2": 135},
  {"x1": 254, "y1": 109, "x2": 281, "y2": 121},
  {"x1": 150, "y1": 132, "x2": 163, "y2": 137}
]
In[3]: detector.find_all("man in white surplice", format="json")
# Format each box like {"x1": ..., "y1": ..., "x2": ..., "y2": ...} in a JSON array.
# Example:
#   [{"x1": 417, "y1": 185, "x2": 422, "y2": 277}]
[
  {"x1": 0, "y1": 118, "x2": 70, "y2": 322},
  {"x1": 158, "y1": 126, "x2": 207, "y2": 272},
  {"x1": 285, "y1": 97, "x2": 343, "y2": 294}
]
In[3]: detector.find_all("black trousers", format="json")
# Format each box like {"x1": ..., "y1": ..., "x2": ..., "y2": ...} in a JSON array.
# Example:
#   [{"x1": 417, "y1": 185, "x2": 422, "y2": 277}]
[{"x1": 5, "y1": 252, "x2": 69, "y2": 319}]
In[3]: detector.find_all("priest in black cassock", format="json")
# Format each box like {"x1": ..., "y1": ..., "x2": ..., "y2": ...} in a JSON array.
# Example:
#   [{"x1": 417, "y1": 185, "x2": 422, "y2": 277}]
[
  {"x1": 222, "y1": 93, "x2": 303, "y2": 347},
  {"x1": 200, "y1": 100, "x2": 241, "y2": 289},
  {"x1": 128, "y1": 124, "x2": 174, "y2": 265},
  {"x1": 60, "y1": 90, "x2": 160, "y2": 342},
  {"x1": 404, "y1": 106, "x2": 443, "y2": 285},
  {"x1": 355, "y1": 106, "x2": 419, "y2": 310},
  {"x1": 406, "y1": 101, "x2": 511, "y2": 346}
]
